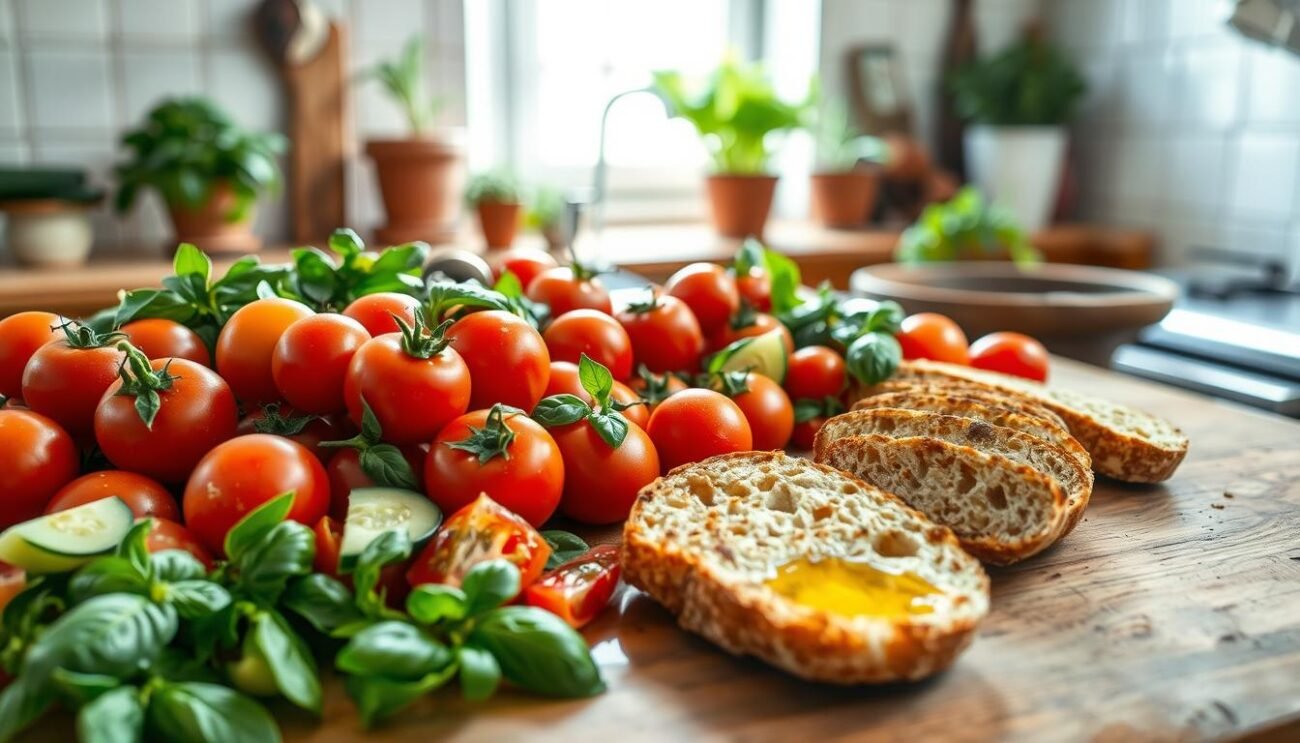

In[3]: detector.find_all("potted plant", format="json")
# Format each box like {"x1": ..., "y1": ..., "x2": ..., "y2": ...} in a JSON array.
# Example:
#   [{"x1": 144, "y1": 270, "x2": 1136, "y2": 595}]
[
  {"x1": 809, "y1": 101, "x2": 886, "y2": 228},
  {"x1": 949, "y1": 29, "x2": 1085, "y2": 231},
  {"x1": 115, "y1": 98, "x2": 284, "y2": 254},
  {"x1": 465, "y1": 171, "x2": 522, "y2": 250},
  {"x1": 363, "y1": 36, "x2": 465, "y2": 246},
  {"x1": 653, "y1": 58, "x2": 809, "y2": 239},
  {"x1": 895, "y1": 186, "x2": 1039, "y2": 265},
  {"x1": 525, "y1": 186, "x2": 570, "y2": 251},
  {"x1": 0, "y1": 168, "x2": 103, "y2": 267}
]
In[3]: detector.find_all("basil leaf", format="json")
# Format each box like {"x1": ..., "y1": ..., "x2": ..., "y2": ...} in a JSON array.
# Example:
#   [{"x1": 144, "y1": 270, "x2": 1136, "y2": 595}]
[
  {"x1": 792, "y1": 397, "x2": 824, "y2": 424},
  {"x1": 369, "y1": 242, "x2": 428, "y2": 275},
  {"x1": 531, "y1": 394, "x2": 590, "y2": 427},
  {"x1": 493, "y1": 270, "x2": 524, "y2": 299},
  {"x1": 353, "y1": 530, "x2": 412, "y2": 613},
  {"x1": 150, "y1": 550, "x2": 206, "y2": 582},
  {"x1": 291, "y1": 247, "x2": 340, "y2": 308},
  {"x1": 112, "y1": 288, "x2": 196, "y2": 328},
  {"x1": 541, "y1": 531, "x2": 588, "y2": 570},
  {"x1": 252, "y1": 610, "x2": 321, "y2": 714},
  {"x1": 336, "y1": 621, "x2": 453, "y2": 680},
  {"x1": 328, "y1": 227, "x2": 364, "y2": 259},
  {"x1": 764, "y1": 248, "x2": 802, "y2": 315},
  {"x1": 469, "y1": 606, "x2": 605, "y2": 697},
  {"x1": 0, "y1": 675, "x2": 54, "y2": 742},
  {"x1": 2, "y1": 576, "x2": 65, "y2": 640},
  {"x1": 69, "y1": 557, "x2": 151, "y2": 604},
  {"x1": 457, "y1": 644, "x2": 501, "y2": 702},
  {"x1": 25, "y1": 594, "x2": 178, "y2": 680},
  {"x1": 360, "y1": 444, "x2": 421, "y2": 491},
  {"x1": 51, "y1": 668, "x2": 121, "y2": 705},
  {"x1": 146, "y1": 681, "x2": 281, "y2": 743},
  {"x1": 172, "y1": 243, "x2": 212, "y2": 284},
  {"x1": 344, "y1": 666, "x2": 456, "y2": 730},
  {"x1": 588, "y1": 411, "x2": 629, "y2": 449},
  {"x1": 734, "y1": 236, "x2": 765, "y2": 275},
  {"x1": 577, "y1": 353, "x2": 614, "y2": 406},
  {"x1": 864, "y1": 301, "x2": 904, "y2": 334},
  {"x1": 165, "y1": 581, "x2": 231, "y2": 620},
  {"x1": 460, "y1": 560, "x2": 521, "y2": 616},
  {"x1": 223, "y1": 492, "x2": 295, "y2": 561},
  {"x1": 188, "y1": 603, "x2": 240, "y2": 662},
  {"x1": 405, "y1": 584, "x2": 468, "y2": 625},
  {"x1": 116, "y1": 519, "x2": 153, "y2": 577},
  {"x1": 233, "y1": 521, "x2": 315, "y2": 603},
  {"x1": 359, "y1": 397, "x2": 383, "y2": 442},
  {"x1": 426, "y1": 281, "x2": 513, "y2": 319},
  {"x1": 77, "y1": 685, "x2": 143, "y2": 743},
  {"x1": 282, "y1": 574, "x2": 363, "y2": 634},
  {"x1": 845, "y1": 331, "x2": 901, "y2": 385}
]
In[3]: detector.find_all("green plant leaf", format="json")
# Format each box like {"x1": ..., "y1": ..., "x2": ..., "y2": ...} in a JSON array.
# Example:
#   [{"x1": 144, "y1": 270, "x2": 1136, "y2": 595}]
[
  {"x1": 77, "y1": 685, "x2": 144, "y2": 743},
  {"x1": 457, "y1": 644, "x2": 501, "y2": 702},
  {"x1": 494, "y1": 270, "x2": 524, "y2": 299},
  {"x1": 282, "y1": 574, "x2": 364, "y2": 634},
  {"x1": 405, "y1": 584, "x2": 468, "y2": 625},
  {"x1": 165, "y1": 581, "x2": 231, "y2": 620},
  {"x1": 233, "y1": 521, "x2": 315, "y2": 603},
  {"x1": 24, "y1": 594, "x2": 178, "y2": 680},
  {"x1": 0, "y1": 675, "x2": 54, "y2": 743},
  {"x1": 51, "y1": 668, "x2": 121, "y2": 705},
  {"x1": 468, "y1": 606, "x2": 604, "y2": 697},
  {"x1": 359, "y1": 444, "x2": 421, "y2": 491},
  {"x1": 541, "y1": 531, "x2": 588, "y2": 570},
  {"x1": 223, "y1": 492, "x2": 295, "y2": 562},
  {"x1": 172, "y1": 243, "x2": 212, "y2": 284},
  {"x1": 343, "y1": 667, "x2": 456, "y2": 730},
  {"x1": 145, "y1": 681, "x2": 281, "y2": 743},
  {"x1": 460, "y1": 560, "x2": 521, "y2": 616},
  {"x1": 587, "y1": 411, "x2": 629, "y2": 449},
  {"x1": 845, "y1": 331, "x2": 901, "y2": 385},
  {"x1": 69, "y1": 557, "x2": 151, "y2": 604},
  {"x1": 352, "y1": 530, "x2": 412, "y2": 614},
  {"x1": 792, "y1": 397, "x2": 824, "y2": 424},
  {"x1": 150, "y1": 550, "x2": 206, "y2": 582},
  {"x1": 251, "y1": 610, "x2": 322, "y2": 714},
  {"x1": 577, "y1": 353, "x2": 614, "y2": 407},
  {"x1": 764, "y1": 249, "x2": 802, "y2": 315},
  {"x1": 116, "y1": 518, "x2": 154, "y2": 577},
  {"x1": 531, "y1": 394, "x2": 590, "y2": 427},
  {"x1": 336, "y1": 621, "x2": 453, "y2": 681}
]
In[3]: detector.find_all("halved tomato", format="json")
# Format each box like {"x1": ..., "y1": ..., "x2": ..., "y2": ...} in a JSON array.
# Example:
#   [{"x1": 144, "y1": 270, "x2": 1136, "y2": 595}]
[
  {"x1": 522, "y1": 545, "x2": 620, "y2": 628},
  {"x1": 406, "y1": 494, "x2": 550, "y2": 594}
]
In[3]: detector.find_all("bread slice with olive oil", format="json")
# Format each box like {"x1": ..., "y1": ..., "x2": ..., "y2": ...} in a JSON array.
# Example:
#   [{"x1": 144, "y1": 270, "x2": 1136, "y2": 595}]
[{"x1": 621, "y1": 451, "x2": 990, "y2": 684}]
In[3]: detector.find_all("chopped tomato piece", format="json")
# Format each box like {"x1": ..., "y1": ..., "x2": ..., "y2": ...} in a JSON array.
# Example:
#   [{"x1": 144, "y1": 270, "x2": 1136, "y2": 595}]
[
  {"x1": 312, "y1": 515, "x2": 343, "y2": 578},
  {"x1": 523, "y1": 545, "x2": 620, "y2": 628},
  {"x1": 0, "y1": 561, "x2": 25, "y2": 613},
  {"x1": 406, "y1": 494, "x2": 550, "y2": 595}
]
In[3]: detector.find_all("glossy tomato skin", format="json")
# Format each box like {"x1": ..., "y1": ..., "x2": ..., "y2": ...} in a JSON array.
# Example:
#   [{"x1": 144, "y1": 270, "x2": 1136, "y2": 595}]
[
  {"x1": 407, "y1": 494, "x2": 550, "y2": 592},
  {"x1": 312, "y1": 515, "x2": 343, "y2": 577},
  {"x1": 0, "y1": 409, "x2": 78, "y2": 528},
  {"x1": 216, "y1": 298, "x2": 315, "y2": 405},
  {"x1": 897, "y1": 312, "x2": 970, "y2": 365},
  {"x1": 343, "y1": 334, "x2": 471, "y2": 445},
  {"x1": 542, "y1": 361, "x2": 648, "y2": 429},
  {"x1": 22, "y1": 339, "x2": 125, "y2": 439},
  {"x1": 446, "y1": 310, "x2": 550, "y2": 412},
  {"x1": 784, "y1": 346, "x2": 847, "y2": 400},
  {"x1": 182, "y1": 434, "x2": 330, "y2": 556},
  {"x1": 543, "y1": 309, "x2": 634, "y2": 381},
  {"x1": 526, "y1": 267, "x2": 612, "y2": 316},
  {"x1": 646, "y1": 389, "x2": 753, "y2": 472},
  {"x1": 0, "y1": 562, "x2": 24, "y2": 614},
  {"x1": 95, "y1": 358, "x2": 239, "y2": 485},
  {"x1": 145, "y1": 518, "x2": 215, "y2": 570},
  {"x1": 522, "y1": 545, "x2": 621, "y2": 628},
  {"x1": 426, "y1": 408, "x2": 563, "y2": 527},
  {"x1": 325, "y1": 444, "x2": 427, "y2": 519},
  {"x1": 0, "y1": 311, "x2": 64, "y2": 399},
  {"x1": 551, "y1": 419, "x2": 658, "y2": 525},
  {"x1": 734, "y1": 269, "x2": 771, "y2": 311},
  {"x1": 342, "y1": 292, "x2": 423, "y2": 337},
  {"x1": 665, "y1": 262, "x2": 740, "y2": 335},
  {"x1": 615, "y1": 294, "x2": 704, "y2": 374},
  {"x1": 969, "y1": 332, "x2": 1050, "y2": 382},
  {"x1": 708, "y1": 312, "x2": 794, "y2": 354},
  {"x1": 489, "y1": 248, "x2": 558, "y2": 289},
  {"x1": 271, "y1": 314, "x2": 371, "y2": 414},
  {"x1": 120, "y1": 318, "x2": 211, "y2": 367},
  {"x1": 729, "y1": 373, "x2": 794, "y2": 451},
  {"x1": 45, "y1": 471, "x2": 178, "y2": 520},
  {"x1": 237, "y1": 408, "x2": 351, "y2": 463},
  {"x1": 790, "y1": 416, "x2": 826, "y2": 451}
]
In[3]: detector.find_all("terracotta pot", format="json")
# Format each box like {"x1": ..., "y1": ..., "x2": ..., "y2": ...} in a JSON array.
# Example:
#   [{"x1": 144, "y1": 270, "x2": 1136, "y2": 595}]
[
  {"x1": 810, "y1": 170, "x2": 879, "y2": 228},
  {"x1": 476, "y1": 201, "x2": 522, "y2": 249},
  {"x1": 167, "y1": 181, "x2": 259, "y2": 254},
  {"x1": 705, "y1": 174, "x2": 778, "y2": 239},
  {"x1": 366, "y1": 135, "x2": 465, "y2": 246}
]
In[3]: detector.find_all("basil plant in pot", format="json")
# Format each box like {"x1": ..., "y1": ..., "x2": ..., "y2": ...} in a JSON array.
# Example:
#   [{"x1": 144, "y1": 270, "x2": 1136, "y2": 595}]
[
  {"x1": 653, "y1": 57, "x2": 810, "y2": 239},
  {"x1": 364, "y1": 35, "x2": 465, "y2": 245},
  {"x1": 950, "y1": 30, "x2": 1085, "y2": 231},
  {"x1": 465, "y1": 170, "x2": 522, "y2": 249},
  {"x1": 810, "y1": 100, "x2": 887, "y2": 229},
  {"x1": 115, "y1": 97, "x2": 284, "y2": 254}
]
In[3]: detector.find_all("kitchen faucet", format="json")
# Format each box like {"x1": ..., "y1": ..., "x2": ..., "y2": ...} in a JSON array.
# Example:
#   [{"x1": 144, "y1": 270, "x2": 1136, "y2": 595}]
[{"x1": 590, "y1": 86, "x2": 676, "y2": 237}]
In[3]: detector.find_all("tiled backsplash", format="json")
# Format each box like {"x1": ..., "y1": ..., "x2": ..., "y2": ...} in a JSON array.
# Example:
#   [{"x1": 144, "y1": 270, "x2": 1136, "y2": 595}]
[{"x1": 0, "y1": 0, "x2": 465, "y2": 257}]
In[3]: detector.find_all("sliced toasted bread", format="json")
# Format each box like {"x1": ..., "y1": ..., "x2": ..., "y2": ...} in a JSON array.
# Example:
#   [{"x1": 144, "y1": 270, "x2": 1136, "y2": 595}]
[
  {"x1": 622, "y1": 451, "x2": 990, "y2": 684},
  {"x1": 852, "y1": 380, "x2": 1071, "y2": 431},
  {"x1": 819, "y1": 435, "x2": 1065, "y2": 564}
]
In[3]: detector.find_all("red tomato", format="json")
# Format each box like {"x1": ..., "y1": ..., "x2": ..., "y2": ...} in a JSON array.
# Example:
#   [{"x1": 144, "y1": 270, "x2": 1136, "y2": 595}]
[
  {"x1": 734, "y1": 269, "x2": 771, "y2": 311},
  {"x1": 96, "y1": 357, "x2": 239, "y2": 485},
  {"x1": 446, "y1": 310, "x2": 550, "y2": 412},
  {"x1": 271, "y1": 314, "x2": 370, "y2": 415},
  {"x1": 342, "y1": 293, "x2": 423, "y2": 337},
  {"x1": 726, "y1": 373, "x2": 794, "y2": 451},
  {"x1": 216, "y1": 298, "x2": 314, "y2": 405},
  {"x1": 969, "y1": 332, "x2": 1050, "y2": 382},
  {"x1": 45, "y1": 471, "x2": 178, "y2": 520},
  {"x1": 407, "y1": 493, "x2": 550, "y2": 592},
  {"x1": 425, "y1": 406, "x2": 563, "y2": 527},
  {"x1": 615, "y1": 292, "x2": 703, "y2": 374},
  {"x1": 897, "y1": 313, "x2": 970, "y2": 365},
  {"x1": 522, "y1": 545, "x2": 621, "y2": 628},
  {"x1": 0, "y1": 311, "x2": 65, "y2": 399},
  {"x1": 120, "y1": 318, "x2": 211, "y2": 367},
  {"x1": 646, "y1": 389, "x2": 753, "y2": 472},
  {"x1": 627, "y1": 368, "x2": 689, "y2": 412},
  {"x1": 343, "y1": 327, "x2": 471, "y2": 446},
  {"x1": 145, "y1": 518, "x2": 214, "y2": 570},
  {"x1": 708, "y1": 311, "x2": 793, "y2": 354},
  {"x1": 325, "y1": 444, "x2": 427, "y2": 520},
  {"x1": 665, "y1": 262, "x2": 740, "y2": 335},
  {"x1": 543, "y1": 309, "x2": 634, "y2": 381},
  {"x1": 525, "y1": 267, "x2": 612, "y2": 316},
  {"x1": 181, "y1": 434, "x2": 330, "y2": 556},
  {"x1": 790, "y1": 416, "x2": 826, "y2": 451},
  {"x1": 489, "y1": 248, "x2": 558, "y2": 289},
  {"x1": 237, "y1": 406, "x2": 350, "y2": 463},
  {"x1": 542, "y1": 361, "x2": 648, "y2": 429},
  {"x1": 21, "y1": 333, "x2": 125, "y2": 439},
  {"x1": 312, "y1": 515, "x2": 343, "y2": 577},
  {"x1": 784, "y1": 346, "x2": 847, "y2": 400},
  {"x1": 550, "y1": 418, "x2": 658, "y2": 525},
  {"x1": 0, "y1": 562, "x2": 24, "y2": 614},
  {"x1": 0, "y1": 408, "x2": 79, "y2": 528}
]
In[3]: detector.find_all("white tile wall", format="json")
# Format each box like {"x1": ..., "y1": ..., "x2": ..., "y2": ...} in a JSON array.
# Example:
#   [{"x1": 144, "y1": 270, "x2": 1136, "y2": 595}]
[
  {"x1": 16, "y1": 0, "x2": 107, "y2": 41},
  {"x1": 116, "y1": 0, "x2": 200, "y2": 43},
  {"x1": 119, "y1": 49, "x2": 201, "y2": 125},
  {"x1": 0, "y1": 48, "x2": 21, "y2": 135},
  {"x1": 25, "y1": 49, "x2": 115, "y2": 131},
  {"x1": 1229, "y1": 132, "x2": 1300, "y2": 222}
]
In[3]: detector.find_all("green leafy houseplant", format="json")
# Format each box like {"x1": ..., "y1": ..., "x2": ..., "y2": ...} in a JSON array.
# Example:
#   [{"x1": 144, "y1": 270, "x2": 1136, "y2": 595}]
[
  {"x1": 895, "y1": 186, "x2": 1040, "y2": 265},
  {"x1": 948, "y1": 35, "x2": 1086, "y2": 126},
  {"x1": 366, "y1": 35, "x2": 442, "y2": 135},
  {"x1": 811, "y1": 100, "x2": 886, "y2": 172},
  {"x1": 466, "y1": 171, "x2": 523, "y2": 249},
  {"x1": 465, "y1": 171, "x2": 521, "y2": 206}
]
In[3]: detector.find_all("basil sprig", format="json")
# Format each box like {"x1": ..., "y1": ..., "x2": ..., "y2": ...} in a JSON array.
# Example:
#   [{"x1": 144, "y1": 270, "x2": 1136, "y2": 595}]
[{"x1": 532, "y1": 354, "x2": 641, "y2": 448}]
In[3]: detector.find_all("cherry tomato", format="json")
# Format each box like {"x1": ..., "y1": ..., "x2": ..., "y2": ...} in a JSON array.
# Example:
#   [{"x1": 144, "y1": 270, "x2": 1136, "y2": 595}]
[
  {"x1": 708, "y1": 311, "x2": 793, "y2": 354},
  {"x1": 790, "y1": 416, "x2": 826, "y2": 451},
  {"x1": 522, "y1": 545, "x2": 621, "y2": 628},
  {"x1": 0, "y1": 311, "x2": 65, "y2": 399},
  {"x1": 144, "y1": 517, "x2": 215, "y2": 569},
  {"x1": 0, "y1": 562, "x2": 25, "y2": 614},
  {"x1": 542, "y1": 361, "x2": 648, "y2": 429},
  {"x1": 96, "y1": 357, "x2": 239, "y2": 485},
  {"x1": 312, "y1": 515, "x2": 343, "y2": 577},
  {"x1": 969, "y1": 332, "x2": 1050, "y2": 382},
  {"x1": 182, "y1": 434, "x2": 330, "y2": 556},
  {"x1": 0, "y1": 408, "x2": 78, "y2": 528},
  {"x1": 734, "y1": 268, "x2": 771, "y2": 311},
  {"x1": 489, "y1": 247, "x2": 558, "y2": 289},
  {"x1": 341, "y1": 292, "x2": 423, "y2": 337},
  {"x1": 628, "y1": 367, "x2": 689, "y2": 412},
  {"x1": 543, "y1": 309, "x2": 634, "y2": 381},
  {"x1": 615, "y1": 292, "x2": 703, "y2": 374},
  {"x1": 425, "y1": 405, "x2": 563, "y2": 528},
  {"x1": 45, "y1": 471, "x2": 178, "y2": 520},
  {"x1": 237, "y1": 406, "x2": 350, "y2": 463},
  {"x1": 446, "y1": 310, "x2": 550, "y2": 412},
  {"x1": 216, "y1": 297, "x2": 314, "y2": 405},
  {"x1": 665, "y1": 262, "x2": 740, "y2": 335},
  {"x1": 271, "y1": 314, "x2": 370, "y2": 415},
  {"x1": 784, "y1": 346, "x2": 847, "y2": 400},
  {"x1": 343, "y1": 324, "x2": 471, "y2": 446},
  {"x1": 407, "y1": 493, "x2": 551, "y2": 592},
  {"x1": 526, "y1": 266, "x2": 612, "y2": 316},
  {"x1": 646, "y1": 389, "x2": 753, "y2": 472},
  {"x1": 21, "y1": 331, "x2": 125, "y2": 439},
  {"x1": 550, "y1": 417, "x2": 658, "y2": 525},
  {"x1": 120, "y1": 318, "x2": 211, "y2": 367},
  {"x1": 897, "y1": 312, "x2": 970, "y2": 365},
  {"x1": 325, "y1": 444, "x2": 427, "y2": 520},
  {"x1": 725, "y1": 373, "x2": 793, "y2": 451}
]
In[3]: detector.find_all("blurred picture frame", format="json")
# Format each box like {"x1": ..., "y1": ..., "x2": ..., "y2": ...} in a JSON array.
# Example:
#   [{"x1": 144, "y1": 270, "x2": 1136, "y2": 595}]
[{"x1": 844, "y1": 44, "x2": 913, "y2": 135}]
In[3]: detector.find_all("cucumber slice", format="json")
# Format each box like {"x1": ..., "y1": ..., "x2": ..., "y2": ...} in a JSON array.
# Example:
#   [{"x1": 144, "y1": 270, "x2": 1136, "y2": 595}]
[
  {"x1": 0, "y1": 497, "x2": 133, "y2": 574},
  {"x1": 712, "y1": 329, "x2": 788, "y2": 383},
  {"x1": 339, "y1": 488, "x2": 443, "y2": 573}
]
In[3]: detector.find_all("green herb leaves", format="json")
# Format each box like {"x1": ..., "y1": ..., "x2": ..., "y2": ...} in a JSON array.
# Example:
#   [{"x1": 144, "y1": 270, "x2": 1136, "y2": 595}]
[
  {"x1": 532, "y1": 354, "x2": 634, "y2": 448},
  {"x1": 282, "y1": 229, "x2": 428, "y2": 312},
  {"x1": 469, "y1": 607, "x2": 605, "y2": 698}
]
